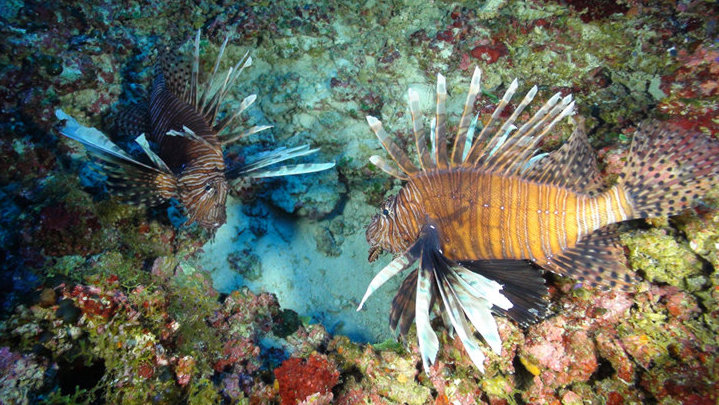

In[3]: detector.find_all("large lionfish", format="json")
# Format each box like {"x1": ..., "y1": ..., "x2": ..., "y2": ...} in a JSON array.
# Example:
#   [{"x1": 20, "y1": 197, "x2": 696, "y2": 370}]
[
  {"x1": 56, "y1": 31, "x2": 334, "y2": 232},
  {"x1": 356, "y1": 66, "x2": 719, "y2": 372}
]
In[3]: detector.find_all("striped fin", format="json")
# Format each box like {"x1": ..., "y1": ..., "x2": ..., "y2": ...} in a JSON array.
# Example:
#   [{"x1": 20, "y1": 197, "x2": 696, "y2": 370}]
[
  {"x1": 215, "y1": 94, "x2": 258, "y2": 136},
  {"x1": 56, "y1": 109, "x2": 177, "y2": 206},
  {"x1": 370, "y1": 155, "x2": 409, "y2": 181},
  {"x1": 367, "y1": 116, "x2": 418, "y2": 177},
  {"x1": 471, "y1": 79, "x2": 519, "y2": 161},
  {"x1": 359, "y1": 219, "x2": 520, "y2": 373},
  {"x1": 134, "y1": 134, "x2": 171, "y2": 173},
  {"x1": 452, "y1": 266, "x2": 512, "y2": 311},
  {"x1": 357, "y1": 254, "x2": 413, "y2": 311},
  {"x1": 389, "y1": 269, "x2": 419, "y2": 336},
  {"x1": 482, "y1": 95, "x2": 575, "y2": 175},
  {"x1": 228, "y1": 144, "x2": 335, "y2": 180},
  {"x1": 166, "y1": 126, "x2": 221, "y2": 154},
  {"x1": 220, "y1": 124, "x2": 273, "y2": 147},
  {"x1": 458, "y1": 260, "x2": 548, "y2": 327},
  {"x1": 159, "y1": 30, "x2": 253, "y2": 134},
  {"x1": 434, "y1": 73, "x2": 449, "y2": 169},
  {"x1": 464, "y1": 78, "x2": 519, "y2": 164},
  {"x1": 462, "y1": 113, "x2": 480, "y2": 162},
  {"x1": 416, "y1": 263, "x2": 439, "y2": 373},
  {"x1": 448, "y1": 276, "x2": 503, "y2": 355},
  {"x1": 524, "y1": 117, "x2": 604, "y2": 195},
  {"x1": 451, "y1": 66, "x2": 482, "y2": 165},
  {"x1": 619, "y1": 120, "x2": 719, "y2": 218},
  {"x1": 57, "y1": 109, "x2": 144, "y2": 165},
  {"x1": 544, "y1": 225, "x2": 640, "y2": 291},
  {"x1": 244, "y1": 163, "x2": 336, "y2": 179},
  {"x1": 408, "y1": 88, "x2": 433, "y2": 170},
  {"x1": 435, "y1": 271, "x2": 488, "y2": 371}
]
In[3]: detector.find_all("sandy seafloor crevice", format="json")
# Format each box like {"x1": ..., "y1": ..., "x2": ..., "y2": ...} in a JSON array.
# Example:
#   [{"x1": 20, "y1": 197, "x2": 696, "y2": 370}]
[{"x1": 196, "y1": 191, "x2": 400, "y2": 343}]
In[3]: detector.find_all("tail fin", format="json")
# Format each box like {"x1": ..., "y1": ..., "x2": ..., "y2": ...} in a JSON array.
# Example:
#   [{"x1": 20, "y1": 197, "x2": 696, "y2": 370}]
[{"x1": 620, "y1": 121, "x2": 719, "y2": 218}]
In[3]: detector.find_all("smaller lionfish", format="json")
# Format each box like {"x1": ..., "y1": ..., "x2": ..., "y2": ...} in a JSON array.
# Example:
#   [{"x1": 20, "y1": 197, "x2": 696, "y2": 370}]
[
  {"x1": 56, "y1": 31, "x2": 334, "y2": 232},
  {"x1": 357, "y1": 66, "x2": 719, "y2": 373}
]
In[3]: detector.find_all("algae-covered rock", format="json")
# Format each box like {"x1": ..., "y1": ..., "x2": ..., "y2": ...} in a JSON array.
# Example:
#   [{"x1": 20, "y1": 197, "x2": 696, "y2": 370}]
[{"x1": 622, "y1": 228, "x2": 704, "y2": 290}]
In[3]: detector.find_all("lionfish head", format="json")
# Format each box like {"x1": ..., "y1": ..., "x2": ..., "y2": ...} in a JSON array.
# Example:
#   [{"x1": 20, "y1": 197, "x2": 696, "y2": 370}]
[
  {"x1": 178, "y1": 165, "x2": 229, "y2": 232},
  {"x1": 366, "y1": 195, "x2": 399, "y2": 262}
]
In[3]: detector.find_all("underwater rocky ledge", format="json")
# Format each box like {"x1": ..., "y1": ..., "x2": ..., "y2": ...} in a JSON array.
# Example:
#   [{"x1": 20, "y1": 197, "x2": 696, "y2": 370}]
[{"x1": 1, "y1": 0, "x2": 718, "y2": 404}]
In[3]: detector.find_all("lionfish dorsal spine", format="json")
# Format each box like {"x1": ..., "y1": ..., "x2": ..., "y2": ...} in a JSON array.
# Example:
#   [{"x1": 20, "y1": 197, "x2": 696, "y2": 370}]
[
  {"x1": 184, "y1": 30, "x2": 252, "y2": 133},
  {"x1": 408, "y1": 88, "x2": 433, "y2": 171},
  {"x1": 366, "y1": 115, "x2": 418, "y2": 178},
  {"x1": 369, "y1": 155, "x2": 408, "y2": 180},
  {"x1": 215, "y1": 94, "x2": 257, "y2": 137},
  {"x1": 187, "y1": 29, "x2": 200, "y2": 107},
  {"x1": 220, "y1": 123, "x2": 273, "y2": 147},
  {"x1": 451, "y1": 66, "x2": 482, "y2": 165},
  {"x1": 434, "y1": 73, "x2": 449, "y2": 169},
  {"x1": 165, "y1": 126, "x2": 220, "y2": 154},
  {"x1": 196, "y1": 33, "x2": 229, "y2": 118},
  {"x1": 503, "y1": 98, "x2": 575, "y2": 176},
  {"x1": 463, "y1": 78, "x2": 519, "y2": 165}
]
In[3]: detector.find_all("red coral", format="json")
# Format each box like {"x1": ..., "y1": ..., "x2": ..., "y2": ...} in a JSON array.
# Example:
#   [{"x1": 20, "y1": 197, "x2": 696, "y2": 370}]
[
  {"x1": 470, "y1": 43, "x2": 507, "y2": 64},
  {"x1": 69, "y1": 285, "x2": 118, "y2": 319},
  {"x1": 658, "y1": 45, "x2": 719, "y2": 134},
  {"x1": 274, "y1": 353, "x2": 339, "y2": 405}
]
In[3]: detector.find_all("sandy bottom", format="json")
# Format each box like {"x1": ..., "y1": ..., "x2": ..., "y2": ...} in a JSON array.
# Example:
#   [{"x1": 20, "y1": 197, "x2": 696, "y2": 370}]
[{"x1": 196, "y1": 193, "x2": 401, "y2": 343}]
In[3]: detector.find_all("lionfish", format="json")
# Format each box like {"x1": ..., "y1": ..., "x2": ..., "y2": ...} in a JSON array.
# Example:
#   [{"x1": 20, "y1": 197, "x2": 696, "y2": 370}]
[
  {"x1": 356, "y1": 66, "x2": 719, "y2": 372},
  {"x1": 55, "y1": 31, "x2": 334, "y2": 232}
]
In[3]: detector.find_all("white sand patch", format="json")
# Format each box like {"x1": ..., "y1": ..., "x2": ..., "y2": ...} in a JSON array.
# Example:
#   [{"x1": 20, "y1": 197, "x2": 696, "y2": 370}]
[{"x1": 196, "y1": 193, "x2": 402, "y2": 343}]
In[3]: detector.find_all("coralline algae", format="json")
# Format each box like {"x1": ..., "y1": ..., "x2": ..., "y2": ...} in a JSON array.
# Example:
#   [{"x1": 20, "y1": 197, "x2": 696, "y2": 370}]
[{"x1": 1, "y1": 0, "x2": 718, "y2": 403}]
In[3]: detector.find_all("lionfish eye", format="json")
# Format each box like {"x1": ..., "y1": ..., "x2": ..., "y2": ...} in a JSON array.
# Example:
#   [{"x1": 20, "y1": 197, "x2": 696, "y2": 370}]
[
  {"x1": 205, "y1": 184, "x2": 213, "y2": 192},
  {"x1": 382, "y1": 208, "x2": 390, "y2": 216}
]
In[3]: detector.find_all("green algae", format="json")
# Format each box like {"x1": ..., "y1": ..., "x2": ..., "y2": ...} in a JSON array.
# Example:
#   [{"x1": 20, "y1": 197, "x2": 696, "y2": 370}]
[{"x1": 622, "y1": 228, "x2": 704, "y2": 290}]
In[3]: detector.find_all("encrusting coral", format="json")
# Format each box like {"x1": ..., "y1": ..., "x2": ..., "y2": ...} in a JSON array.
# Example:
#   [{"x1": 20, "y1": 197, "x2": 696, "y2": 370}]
[{"x1": 0, "y1": 0, "x2": 717, "y2": 403}]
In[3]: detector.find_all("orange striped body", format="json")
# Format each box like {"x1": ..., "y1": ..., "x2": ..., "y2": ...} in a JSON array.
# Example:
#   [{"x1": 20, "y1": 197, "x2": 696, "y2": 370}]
[{"x1": 390, "y1": 168, "x2": 635, "y2": 266}]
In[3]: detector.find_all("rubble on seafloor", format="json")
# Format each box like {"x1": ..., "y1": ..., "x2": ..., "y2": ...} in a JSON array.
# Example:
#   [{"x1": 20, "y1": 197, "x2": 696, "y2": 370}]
[{"x1": 1, "y1": 0, "x2": 718, "y2": 403}]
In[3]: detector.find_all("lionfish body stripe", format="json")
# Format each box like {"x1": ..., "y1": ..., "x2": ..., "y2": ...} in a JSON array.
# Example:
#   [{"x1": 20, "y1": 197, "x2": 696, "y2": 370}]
[
  {"x1": 358, "y1": 66, "x2": 719, "y2": 373},
  {"x1": 56, "y1": 30, "x2": 335, "y2": 233}
]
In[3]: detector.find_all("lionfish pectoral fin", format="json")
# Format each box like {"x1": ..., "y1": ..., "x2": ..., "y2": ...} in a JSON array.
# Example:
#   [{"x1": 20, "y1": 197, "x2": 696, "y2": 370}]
[
  {"x1": 389, "y1": 268, "x2": 418, "y2": 336},
  {"x1": 165, "y1": 126, "x2": 220, "y2": 153},
  {"x1": 356, "y1": 238, "x2": 423, "y2": 312},
  {"x1": 412, "y1": 222, "x2": 508, "y2": 372},
  {"x1": 227, "y1": 144, "x2": 334, "y2": 182},
  {"x1": 56, "y1": 109, "x2": 178, "y2": 206},
  {"x1": 135, "y1": 134, "x2": 172, "y2": 173},
  {"x1": 544, "y1": 225, "x2": 640, "y2": 291},
  {"x1": 244, "y1": 163, "x2": 336, "y2": 179},
  {"x1": 457, "y1": 260, "x2": 549, "y2": 327}
]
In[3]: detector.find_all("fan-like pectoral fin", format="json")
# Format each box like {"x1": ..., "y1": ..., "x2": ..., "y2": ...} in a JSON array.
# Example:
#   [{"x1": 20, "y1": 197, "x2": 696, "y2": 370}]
[
  {"x1": 359, "y1": 218, "x2": 542, "y2": 373},
  {"x1": 56, "y1": 109, "x2": 178, "y2": 206},
  {"x1": 416, "y1": 261, "x2": 440, "y2": 372}
]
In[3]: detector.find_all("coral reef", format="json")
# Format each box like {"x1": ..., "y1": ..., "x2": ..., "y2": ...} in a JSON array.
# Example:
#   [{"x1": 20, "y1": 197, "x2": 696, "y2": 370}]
[
  {"x1": 274, "y1": 353, "x2": 339, "y2": 405},
  {"x1": 1, "y1": 0, "x2": 718, "y2": 403}
]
